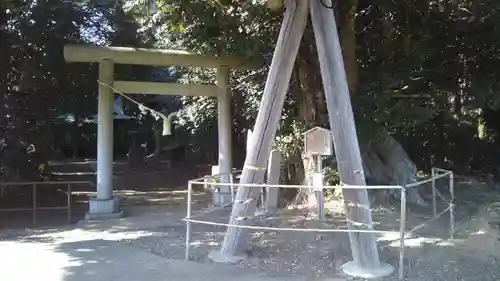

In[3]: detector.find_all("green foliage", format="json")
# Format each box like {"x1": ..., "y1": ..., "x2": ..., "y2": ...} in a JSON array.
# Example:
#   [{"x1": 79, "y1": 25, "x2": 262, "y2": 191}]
[
  {"x1": 119, "y1": 0, "x2": 500, "y2": 177},
  {"x1": 323, "y1": 165, "x2": 342, "y2": 201},
  {"x1": 352, "y1": 0, "x2": 500, "y2": 173},
  {"x1": 272, "y1": 120, "x2": 306, "y2": 163},
  {"x1": 323, "y1": 164, "x2": 340, "y2": 185},
  {"x1": 0, "y1": 0, "x2": 148, "y2": 181},
  {"x1": 123, "y1": 0, "x2": 279, "y2": 162},
  {"x1": 5, "y1": 0, "x2": 500, "y2": 182}
]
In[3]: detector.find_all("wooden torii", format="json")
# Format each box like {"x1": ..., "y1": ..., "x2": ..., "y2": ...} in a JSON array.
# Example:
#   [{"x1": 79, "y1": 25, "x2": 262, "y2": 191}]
[{"x1": 209, "y1": 0, "x2": 394, "y2": 278}]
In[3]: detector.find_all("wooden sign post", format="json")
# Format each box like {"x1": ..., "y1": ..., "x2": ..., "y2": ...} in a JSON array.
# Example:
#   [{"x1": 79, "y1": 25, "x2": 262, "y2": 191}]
[{"x1": 304, "y1": 127, "x2": 332, "y2": 221}]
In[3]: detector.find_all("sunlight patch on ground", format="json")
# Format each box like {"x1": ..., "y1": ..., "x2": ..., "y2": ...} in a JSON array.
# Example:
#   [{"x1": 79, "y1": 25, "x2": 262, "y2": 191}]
[
  {"x1": 0, "y1": 242, "x2": 75, "y2": 281},
  {"x1": 377, "y1": 231, "x2": 445, "y2": 249},
  {"x1": 14, "y1": 228, "x2": 156, "y2": 244}
]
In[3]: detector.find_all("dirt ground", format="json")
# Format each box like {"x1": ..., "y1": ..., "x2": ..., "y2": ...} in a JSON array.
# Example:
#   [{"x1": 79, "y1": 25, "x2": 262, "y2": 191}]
[
  {"x1": 3, "y1": 161, "x2": 500, "y2": 280},
  {"x1": 121, "y1": 170, "x2": 500, "y2": 280}
]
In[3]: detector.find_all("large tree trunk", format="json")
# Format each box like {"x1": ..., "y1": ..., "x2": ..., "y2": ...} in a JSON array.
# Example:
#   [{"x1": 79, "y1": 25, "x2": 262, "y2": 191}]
[
  {"x1": 338, "y1": 0, "x2": 359, "y2": 95},
  {"x1": 336, "y1": 0, "x2": 426, "y2": 206},
  {"x1": 362, "y1": 133, "x2": 427, "y2": 206},
  {"x1": 283, "y1": 0, "x2": 426, "y2": 208},
  {"x1": 292, "y1": 20, "x2": 323, "y2": 207}
]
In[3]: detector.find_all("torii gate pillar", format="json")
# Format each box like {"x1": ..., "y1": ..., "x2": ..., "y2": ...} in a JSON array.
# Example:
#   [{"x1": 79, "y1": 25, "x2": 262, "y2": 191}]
[
  {"x1": 214, "y1": 67, "x2": 233, "y2": 206},
  {"x1": 86, "y1": 59, "x2": 122, "y2": 220}
]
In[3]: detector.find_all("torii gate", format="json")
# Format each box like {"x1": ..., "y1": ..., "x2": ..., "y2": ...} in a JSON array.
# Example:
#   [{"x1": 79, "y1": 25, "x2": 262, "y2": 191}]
[
  {"x1": 210, "y1": 0, "x2": 394, "y2": 279},
  {"x1": 63, "y1": 45, "x2": 256, "y2": 219}
]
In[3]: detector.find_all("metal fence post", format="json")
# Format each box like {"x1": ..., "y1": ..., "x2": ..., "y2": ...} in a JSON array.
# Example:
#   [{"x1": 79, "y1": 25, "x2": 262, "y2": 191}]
[
  {"x1": 230, "y1": 173, "x2": 235, "y2": 203},
  {"x1": 449, "y1": 172, "x2": 455, "y2": 239},
  {"x1": 314, "y1": 155, "x2": 325, "y2": 221},
  {"x1": 67, "y1": 183, "x2": 72, "y2": 224},
  {"x1": 32, "y1": 184, "x2": 37, "y2": 226},
  {"x1": 431, "y1": 168, "x2": 436, "y2": 216},
  {"x1": 185, "y1": 181, "x2": 193, "y2": 260},
  {"x1": 399, "y1": 187, "x2": 407, "y2": 280}
]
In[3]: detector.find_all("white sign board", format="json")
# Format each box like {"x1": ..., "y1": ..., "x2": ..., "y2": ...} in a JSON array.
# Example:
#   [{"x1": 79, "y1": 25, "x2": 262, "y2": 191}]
[
  {"x1": 304, "y1": 127, "x2": 333, "y2": 156},
  {"x1": 312, "y1": 173, "x2": 324, "y2": 191},
  {"x1": 246, "y1": 129, "x2": 253, "y2": 152},
  {"x1": 212, "y1": 165, "x2": 220, "y2": 175}
]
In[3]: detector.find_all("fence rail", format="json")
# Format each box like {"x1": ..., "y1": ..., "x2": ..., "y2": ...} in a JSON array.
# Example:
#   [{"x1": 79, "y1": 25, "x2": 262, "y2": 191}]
[
  {"x1": 184, "y1": 167, "x2": 455, "y2": 280},
  {"x1": 0, "y1": 180, "x2": 95, "y2": 225}
]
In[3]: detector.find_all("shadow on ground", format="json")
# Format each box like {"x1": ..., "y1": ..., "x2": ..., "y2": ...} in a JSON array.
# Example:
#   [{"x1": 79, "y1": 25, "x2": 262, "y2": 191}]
[{"x1": 0, "y1": 225, "x2": 307, "y2": 281}]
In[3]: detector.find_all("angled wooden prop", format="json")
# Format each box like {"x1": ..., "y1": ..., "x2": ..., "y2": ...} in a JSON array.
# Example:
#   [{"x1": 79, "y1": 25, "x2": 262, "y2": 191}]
[
  {"x1": 209, "y1": 0, "x2": 310, "y2": 263},
  {"x1": 212, "y1": 0, "x2": 393, "y2": 278},
  {"x1": 310, "y1": 0, "x2": 393, "y2": 278}
]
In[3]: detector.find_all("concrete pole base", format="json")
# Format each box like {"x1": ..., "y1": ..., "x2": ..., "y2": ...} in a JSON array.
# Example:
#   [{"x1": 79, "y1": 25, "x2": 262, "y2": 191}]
[
  {"x1": 341, "y1": 261, "x2": 394, "y2": 279},
  {"x1": 208, "y1": 250, "x2": 247, "y2": 264},
  {"x1": 85, "y1": 196, "x2": 123, "y2": 220}
]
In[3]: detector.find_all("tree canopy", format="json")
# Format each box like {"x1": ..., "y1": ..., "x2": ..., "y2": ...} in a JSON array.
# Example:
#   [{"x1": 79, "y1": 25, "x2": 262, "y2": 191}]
[{"x1": 2, "y1": 0, "x2": 500, "y2": 185}]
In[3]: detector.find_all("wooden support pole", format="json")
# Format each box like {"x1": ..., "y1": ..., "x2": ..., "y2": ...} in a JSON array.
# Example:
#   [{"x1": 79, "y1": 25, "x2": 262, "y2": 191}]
[
  {"x1": 209, "y1": 0, "x2": 310, "y2": 263},
  {"x1": 310, "y1": 0, "x2": 393, "y2": 278}
]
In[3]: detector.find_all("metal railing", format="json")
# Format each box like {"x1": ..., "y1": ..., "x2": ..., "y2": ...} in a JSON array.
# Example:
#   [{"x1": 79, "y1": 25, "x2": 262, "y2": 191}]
[
  {"x1": 0, "y1": 180, "x2": 95, "y2": 226},
  {"x1": 184, "y1": 167, "x2": 455, "y2": 280}
]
